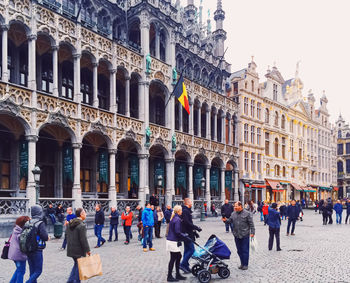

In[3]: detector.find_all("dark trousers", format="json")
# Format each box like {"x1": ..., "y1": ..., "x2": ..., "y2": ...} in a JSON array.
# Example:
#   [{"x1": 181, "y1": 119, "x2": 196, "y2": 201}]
[
  {"x1": 328, "y1": 214, "x2": 333, "y2": 224},
  {"x1": 234, "y1": 236, "x2": 250, "y2": 267},
  {"x1": 323, "y1": 214, "x2": 328, "y2": 225},
  {"x1": 263, "y1": 214, "x2": 268, "y2": 224},
  {"x1": 143, "y1": 226, "x2": 153, "y2": 249},
  {"x1": 268, "y1": 227, "x2": 281, "y2": 250},
  {"x1": 67, "y1": 258, "x2": 80, "y2": 283},
  {"x1": 123, "y1": 225, "x2": 131, "y2": 242},
  {"x1": 155, "y1": 221, "x2": 162, "y2": 238},
  {"x1": 62, "y1": 236, "x2": 67, "y2": 249},
  {"x1": 180, "y1": 240, "x2": 195, "y2": 270},
  {"x1": 109, "y1": 224, "x2": 118, "y2": 241},
  {"x1": 346, "y1": 213, "x2": 350, "y2": 224},
  {"x1": 27, "y1": 250, "x2": 43, "y2": 283},
  {"x1": 225, "y1": 222, "x2": 233, "y2": 232},
  {"x1": 168, "y1": 252, "x2": 182, "y2": 277},
  {"x1": 287, "y1": 219, "x2": 296, "y2": 234}
]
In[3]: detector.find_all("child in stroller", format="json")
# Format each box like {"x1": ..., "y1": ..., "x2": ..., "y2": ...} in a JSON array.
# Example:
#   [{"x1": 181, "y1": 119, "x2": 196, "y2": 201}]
[{"x1": 190, "y1": 234, "x2": 231, "y2": 283}]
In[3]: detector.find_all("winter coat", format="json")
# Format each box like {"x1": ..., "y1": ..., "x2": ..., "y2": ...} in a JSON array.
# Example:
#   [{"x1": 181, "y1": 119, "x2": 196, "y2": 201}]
[
  {"x1": 346, "y1": 203, "x2": 350, "y2": 214},
  {"x1": 46, "y1": 207, "x2": 55, "y2": 216},
  {"x1": 109, "y1": 210, "x2": 119, "y2": 225},
  {"x1": 66, "y1": 218, "x2": 90, "y2": 259},
  {"x1": 334, "y1": 203, "x2": 343, "y2": 214},
  {"x1": 167, "y1": 214, "x2": 185, "y2": 242},
  {"x1": 56, "y1": 206, "x2": 64, "y2": 216},
  {"x1": 262, "y1": 205, "x2": 269, "y2": 215},
  {"x1": 8, "y1": 225, "x2": 27, "y2": 262},
  {"x1": 141, "y1": 207, "x2": 155, "y2": 227},
  {"x1": 164, "y1": 209, "x2": 173, "y2": 224},
  {"x1": 279, "y1": 205, "x2": 286, "y2": 216},
  {"x1": 181, "y1": 205, "x2": 200, "y2": 241},
  {"x1": 267, "y1": 208, "x2": 281, "y2": 229},
  {"x1": 226, "y1": 209, "x2": 255, "y2": 239},
  {"x1": 31, "y1": 205, "x2": 49, "y2": 245},
  {"x1": 121, "y1": 212, "x2": 133, "y2": 226},
  {"x1": 326, "y1": 203, "x2": 333, "y2": 214},
  {"x1": 95, "y1": 210, "x2": 105, "y2": 225},
  {"x1": 136, "y1": 208, "x2": 143, "y2": 223},
  {"x1": 287, "y1": 205, "x2": 300, "y2": 220},
  {"x1": 221, "y1": 203, "x2": 234, "y2": 218}
]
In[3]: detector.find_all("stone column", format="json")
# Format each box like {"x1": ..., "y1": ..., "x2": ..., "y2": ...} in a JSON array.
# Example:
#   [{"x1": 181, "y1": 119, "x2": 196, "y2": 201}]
[
  {"x1": 178, "y1": 103, "x2": 183, "y2": 132},
  {"x1": 28, "y1": 34, "x2": 37, "y2": 90},
  {"x1": 227, "y1": 117, "x2": 231, "y2": 145},
  {"x1": 56, "y1": 146, "x2": 63, "y2": 198},
  {"x1": 26, "y1": 135, "x2": 38, "y2": 209},
  {"x1": 72, "y1": 143, "x2": 82, "y2": 209},
  {"x1": 213, "y1": 111, "x2": 217, "y2": 141},
  {"x1": 205, "y1": 165, "x2": 211, "y2": 208},
  {"x1": 155, "y1": 30, "x2": 160, "y2": 59},
  {"x1": 140, "y1": 11, "x2": 150, "y2": 56},
  {"x1": 188, "y1": 162, "x2": 194, "y2": 202},
  {"x1": 109, "y1": 69, "x2": 117, "y2": 112},
  {"x1": 138, "y1": 154, "x2": 149, "y2": 206},
  {"x1": 109, "y1": 149, "x2": 117, "y2": 208},
  {"x1": 165, "y1": 158, "x2": 175, "y2": 207},
  {"x1": 220, "y1": 168, "x2": 226, "y2": 201},
  {"x1": 197, "y1": 104, "x2": 201, "y2": 137},
  {"x1": 73, "y1": 53, "x2": 81, "y2": 103},
  {"x1": 234, "y1": 170, "x2": 239, "y2": 201},
  {"x1": 206, "y1": 108, "x2": 211, "y2": 140},
  {"x1": 52, "y1": 45, "x2": 59, "y2": 97},
  {"x1": 1, "y1": 24, "x2": 9, "y2": 82},
  {"x1": 221, "y1": 114, "x2": 226, "y2": 144},
  {"x1": 92, "y1": 62, "x2": 98, "y2": 107},
  {"x1": 189, "y1": 100, "x2": 194, "y2": 135},
  {"x1": 125, "y1": 76, "x2": 131, "y2": 117}
]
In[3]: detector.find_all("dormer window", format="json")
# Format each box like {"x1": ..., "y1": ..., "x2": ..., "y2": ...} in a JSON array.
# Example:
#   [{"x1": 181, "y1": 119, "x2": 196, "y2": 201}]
[{"x1": 273, "y1": 83, "x2": 278, "y2": 100}]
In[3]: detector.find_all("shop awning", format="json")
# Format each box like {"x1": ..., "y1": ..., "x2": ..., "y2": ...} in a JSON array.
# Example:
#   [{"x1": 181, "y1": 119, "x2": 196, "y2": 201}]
[
  {"x1": 333, "y1": 187, "x2": 339, "y2": 191},
  {"x1": 303, "y1": 187, "x2": 317, "y2": 193},
  {"x1": 291, "y1": 183, "x2": 303, "y2": 191},
  {"x1": 266, "y1": 179, "x2": 285, "y2": 192},
  {"x1": 280, "y1": 181, "x2": 290, "y2": 185},
  {"x1": 244, "y1": 183, "x2": 266, "y2": 189},
  {"x1": 319, "y1": 186, "x2": 332, "y2": 191}
]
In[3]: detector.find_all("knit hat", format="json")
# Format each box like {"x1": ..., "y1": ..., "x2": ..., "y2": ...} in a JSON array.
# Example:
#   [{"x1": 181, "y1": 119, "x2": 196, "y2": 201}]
[{"x1": 271, "y1": 203, "x2": 277, "y2": 209}]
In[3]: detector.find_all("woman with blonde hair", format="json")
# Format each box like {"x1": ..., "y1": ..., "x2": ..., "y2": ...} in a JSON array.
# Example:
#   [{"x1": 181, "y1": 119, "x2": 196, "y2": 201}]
[{"x1": 166, "y1": 205, "x2": 187, "y2": 282}]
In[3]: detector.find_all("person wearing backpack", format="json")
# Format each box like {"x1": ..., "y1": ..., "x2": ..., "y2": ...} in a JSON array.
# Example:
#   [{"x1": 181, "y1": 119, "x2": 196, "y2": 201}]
[
  {"x1": 26, "y1": 205, "x2": 49, "y2": 283},
  {"x1": 8, "y1": 216, "x2": 30, "y2": 283}
]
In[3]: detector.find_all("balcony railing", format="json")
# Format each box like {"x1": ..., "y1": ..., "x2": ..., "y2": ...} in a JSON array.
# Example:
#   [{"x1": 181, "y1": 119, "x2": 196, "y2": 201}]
[{"x1": 0, "y1": 198, "x2": 29, "y2": 216}]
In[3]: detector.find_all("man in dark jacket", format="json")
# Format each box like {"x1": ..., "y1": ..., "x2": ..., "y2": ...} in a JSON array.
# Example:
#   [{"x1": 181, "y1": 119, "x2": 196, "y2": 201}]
[
  {"x1": 66, "y1": 208, "x2": 91, "y2": 283},
  {"x1": 94, "y1": 204, "x2": 106, "y2": 248},
  {"x1": 46, "y1": 203, "x2": 56, "y2": 224},
  {"x1": 326, "y1": 200, "x2": 333, "y2": 224},
  {"x1": 27, "y1": 205, "x2": 49, "y2": 283},
  {"x1": 150, "y1": 194, "x2": 159, "y2": 206},
  {"x1": 286, "y1": 200, "x2": 300, "y2": 236},
  {"x1": 108, "y1": 207, "x2": 119, "y2": 242},
  {"x1": 267, "y1": 203, "x2": 281, "y2": 251},
  {"x1": 221, "y1": 199, "x2": 234, "y2": 232},
  {"x1": 56, "y1": 203, "x2": 65, "y2": 223},
  {"x1": 223, "y1": 201, "x2": 255, "y2": 270},
  {"x1": 180, "y1": 198, "x2": 202, "y2": 273},
  {"x1": 164, "y1": 205, "x2": 173, "y2": 224}
]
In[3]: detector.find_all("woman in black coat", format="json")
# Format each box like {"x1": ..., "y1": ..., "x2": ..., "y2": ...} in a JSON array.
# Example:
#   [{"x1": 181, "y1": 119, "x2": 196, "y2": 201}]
[{"x1": 322, "y1": 201, "x2": 329, "y2": 225}]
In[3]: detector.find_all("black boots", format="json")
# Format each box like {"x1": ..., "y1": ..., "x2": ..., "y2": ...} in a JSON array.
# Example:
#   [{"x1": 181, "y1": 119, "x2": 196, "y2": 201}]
[
  {"x1": 176, "y1": 273, "x2": 186, "y2": 280},
  {"x1": 167, "y1": 275, "x2": 179, "y2": 282}
]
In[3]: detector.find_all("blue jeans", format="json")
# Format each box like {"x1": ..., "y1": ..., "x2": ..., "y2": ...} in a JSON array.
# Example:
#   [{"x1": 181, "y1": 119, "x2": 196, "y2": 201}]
[
  {"x1": 109, "y1": 224, "x2": 118, "y2": 241},
  {"x1": 143, "y1": 226, "x2": 153, "y2": 249},
  {"x1": 94, "y1": 224, "x2": 105, "y2": 247},
  {"x1": 67, "y1": 258, "x2": 80, "y2": 283},
  {"x1": 336, "y1": 213, "x2": 342, "y2": 224},
  {"x1": 180, "y1": 240, "x2": 195, "y2": 270},
  {"x1": 225, "y1": 222, "x2": 233, "y2": 232},
  {"x1": 287, "y1": 219, "x2": 296, "y2": 234},
  {"x1": 234, "y1": 236, "x2": 250, "y2": 267},
  {"x1": 10, "y1": 260, "x2": 26, "y2": 283},
  {"x1": 27, "y1": 250, "x2": 43, "y2": 283},
  {"x1": 48, "y1": 214, "x2": 56, "y2": 224}
]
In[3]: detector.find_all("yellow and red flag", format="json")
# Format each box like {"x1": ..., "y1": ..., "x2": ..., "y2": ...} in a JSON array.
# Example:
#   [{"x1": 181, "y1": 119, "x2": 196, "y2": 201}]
[{"x1": 174, "y1": 74, "x2": 190, "y2": 115}]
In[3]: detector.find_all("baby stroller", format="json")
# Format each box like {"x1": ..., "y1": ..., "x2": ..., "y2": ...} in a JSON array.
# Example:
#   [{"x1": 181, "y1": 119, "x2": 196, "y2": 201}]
[{"x1": 190, "y1": 234, "x2": 231, "y2": 283}]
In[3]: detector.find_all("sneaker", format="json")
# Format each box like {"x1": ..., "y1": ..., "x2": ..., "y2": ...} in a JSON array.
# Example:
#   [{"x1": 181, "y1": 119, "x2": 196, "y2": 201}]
[
  {"x1": 149, "y1": 248, "x2": 155, "y2": 251},
  {"x1": 241, "y1": 266, "x2": 248, "y2": 270},
  {"x1": 124, "y1": 241, "x2": 129, "y2": 245},
  {"x1": 101, "y1": 241, "x2": 106, "y2": 246},
  {"x1": 94, "y1": 246, "x2": 100, "y2": 248},
  {"x1": 238, "y1": 265, "x2": 243, "y2": 269},
  {"x1": 59, "y1": 247, "x2": 65, "y2": 251},
  {"x1": 143, "y1": 248, "x2": 148, "y2": 252},
  {"x1": 179, "y1": 266, "x2": 191, "y2": 274}
]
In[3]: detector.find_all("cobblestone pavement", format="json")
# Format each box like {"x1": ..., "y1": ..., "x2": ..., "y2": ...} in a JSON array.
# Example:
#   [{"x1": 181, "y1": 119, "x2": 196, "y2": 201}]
[{"x1": 1, "y1": 210, "x2": 350, "y2": 283}]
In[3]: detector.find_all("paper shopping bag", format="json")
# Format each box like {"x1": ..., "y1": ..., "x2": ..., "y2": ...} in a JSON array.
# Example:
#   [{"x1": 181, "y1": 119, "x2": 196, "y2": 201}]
[{"x1": 78, "y1": 254, "x2": 103, "y2": 281}]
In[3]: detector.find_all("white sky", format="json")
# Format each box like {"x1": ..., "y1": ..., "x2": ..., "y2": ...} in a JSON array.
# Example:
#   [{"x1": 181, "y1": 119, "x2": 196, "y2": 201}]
[{"x1": 181, "y1": 0, "x2": 350, "y2": 123}]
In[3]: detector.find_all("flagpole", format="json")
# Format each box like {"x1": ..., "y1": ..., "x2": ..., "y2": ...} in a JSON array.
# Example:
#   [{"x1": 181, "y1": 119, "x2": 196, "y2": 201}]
[{"x1": 164, "y1": 69, "x2": 185, "y2": 110}]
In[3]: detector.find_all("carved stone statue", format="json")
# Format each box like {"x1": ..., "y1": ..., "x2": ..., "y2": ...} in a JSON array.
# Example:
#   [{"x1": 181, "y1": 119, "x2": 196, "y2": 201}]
[
  {"x1": 145, "y1": 126, "x2": 152, "y2": 147},
  {"x1": 146, "y1": 54, "x2": 151, "y2": 75},
  {"x1": 172, "y1": 68, "x2": 177, "y2": 85},
  {"x1": 171, "y1": 133, "x2": 177, "y2": 152}
]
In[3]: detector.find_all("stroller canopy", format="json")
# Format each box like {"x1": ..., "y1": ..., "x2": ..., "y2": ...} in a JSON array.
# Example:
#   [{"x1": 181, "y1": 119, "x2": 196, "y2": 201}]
[{"x1": 193, "y1": 234, "x2": 231, "y2": 260}]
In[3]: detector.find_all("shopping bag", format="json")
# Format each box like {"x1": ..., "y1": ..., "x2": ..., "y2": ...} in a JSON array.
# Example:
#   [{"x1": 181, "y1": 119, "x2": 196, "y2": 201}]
[
  {"x1": 249, "y1": 236, "x2": 258, "y2": 253},
  {"x1": 78, "y1": 254, "x2": 103, "y2": 281}
]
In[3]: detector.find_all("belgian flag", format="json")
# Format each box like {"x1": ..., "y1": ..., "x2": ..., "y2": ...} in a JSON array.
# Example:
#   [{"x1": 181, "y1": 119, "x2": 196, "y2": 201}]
[{"x1": 173, "y1": 74, "x2": 190, "y2": 115}]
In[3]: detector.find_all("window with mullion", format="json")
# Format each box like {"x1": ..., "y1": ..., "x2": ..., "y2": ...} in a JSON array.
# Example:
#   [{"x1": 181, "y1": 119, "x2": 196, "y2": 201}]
[
  {"x1": 61, "y1": 61, "x2": 74, "y2": 100},
  {"x1": 81, "y1": 68, "x2": 92, "y2": 105}
]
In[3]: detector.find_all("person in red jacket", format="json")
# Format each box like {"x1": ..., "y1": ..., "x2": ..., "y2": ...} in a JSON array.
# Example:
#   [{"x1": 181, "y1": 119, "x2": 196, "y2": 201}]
[
  {"x1": 121, "y1": 206, "x2": 133, "y2": 245},
  {"x1": 262, "y1": 201, "x2": 269, "y2": 225}
]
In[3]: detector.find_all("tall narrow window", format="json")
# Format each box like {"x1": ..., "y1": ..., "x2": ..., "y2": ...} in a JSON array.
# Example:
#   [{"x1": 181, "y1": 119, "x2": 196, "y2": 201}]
[
  {"x1": 281, "y1": 115, "x2": 286, "y2": 129},
  {"x1": 265, "y1": 132, "x2": 270, "y2": 155},
  {"x1": 251, "y1": 153, "x2": 255, "y2": 173},
  {"x1": 244, "y1": 98, "x2": 248, "y2": 115},
  {"x1": 244, "y1": 124, "x2": 249, "y2": 142},
  {"x1": 290, "y1": 120, "x2": 294, "y2": 133},
  {"x1": 61, "y1": 61, "x2": 74, "y2": 100},
  {"x1": 291, "y1": 140, "x2": 294, "y2": 161},
  {"x1": 257, "y1": 154, "x2": 261, "y2": 173},
  {"x1": 274, "y1": 111, "x2": 279, "y2": 127},
  {"x1": 41, "y1": 54, "x2": 53, "y2": 93},
  {"x1": 274, "y1": 138, "x2": 279, "y2": 157},
  {"x1": 282, "y1": 166, "x2": 286, "y2": 177},
  {"x1": 273, "y1": 83, "x2": 278, "y2": 100},
  {"x1": 257, "y1": 102, "x2": 261, "y2": 119},
  {"x1": 251, "y1": 80, "x2": 254, "y2": 92},
  {"x1": 266, "y1": 163, "x2": 270, "y2": 176},
  {"x1": 282, "y1": 137, "x2": 286, "y2": 159},
  {"x1": 81, "y1": 68, "x2": 93, "y2": 105},
  {"x1": 251, "y1": 100, "x2": 255, "y2": 118},
  {"x1": 257, "y1": 128, "x2": 261, "y2": 145},
  {"x1": 251, "y1": 126, "x2": 255, "y2": 144},
  {"x1": 244, "y1": 151, "x2": 249, "y2": 171},
  {"x1": 265, "y1": 108, "x2": 269, "y2": 123}
]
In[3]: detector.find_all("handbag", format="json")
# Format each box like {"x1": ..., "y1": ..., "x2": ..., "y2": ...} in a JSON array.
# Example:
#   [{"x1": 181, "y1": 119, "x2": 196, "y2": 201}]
[
  {"x1": 249, "y1": 236, "x2": 258, "y2": 253},
  {"x1": 1, "y1": 234, "x2": 12, "y2": 260},
  {"x1": 77, "y1": 254, "x2": 103, "y2": 281}
]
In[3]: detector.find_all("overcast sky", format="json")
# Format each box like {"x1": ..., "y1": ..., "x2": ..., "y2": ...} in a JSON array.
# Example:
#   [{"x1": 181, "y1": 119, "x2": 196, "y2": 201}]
[{"x1": 180, "y1": 0, "x2": 350, "y2": 123}]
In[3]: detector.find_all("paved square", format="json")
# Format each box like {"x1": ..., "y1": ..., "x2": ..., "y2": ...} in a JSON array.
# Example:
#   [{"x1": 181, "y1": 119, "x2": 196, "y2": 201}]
[{"x1": 1, "y1": 210, "x2": 350, "y2": 283}]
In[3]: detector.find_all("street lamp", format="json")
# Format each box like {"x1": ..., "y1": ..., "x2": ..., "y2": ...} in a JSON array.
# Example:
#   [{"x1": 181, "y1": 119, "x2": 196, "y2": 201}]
[
  {"x1": 276, "y1": 183, "x2": 280, "y2": 202},
  {"x1": 330, "y1": 185, "x2": 333, "y2": 201},
  {"x1": 200, "y1": 177, "x2": 206, "y2": 221},
  {"x1": 157, "y1": 175, "x2": 163, "y2": 208},
  {"x1": 248, "y1": 180, "x2": 253, "y2": 201},
  {"x1": 32, "y1": 165, "x2": 41, "y2": 205}
]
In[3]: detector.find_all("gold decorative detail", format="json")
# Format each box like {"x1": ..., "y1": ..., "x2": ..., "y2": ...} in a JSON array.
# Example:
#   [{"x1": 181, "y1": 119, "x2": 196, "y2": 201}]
[
  {"x1": 9, "y1": 86, "x2": 31, "y2": 106},
  {"x1": 36, "y1": 111, "x2": 48, "y2": 128},
  {"x1": 99, "y1": 110, "x2": 114, "y2": 127},
  {"x1": 81, "y1": 106, "x2": 98, "y2": 122}
]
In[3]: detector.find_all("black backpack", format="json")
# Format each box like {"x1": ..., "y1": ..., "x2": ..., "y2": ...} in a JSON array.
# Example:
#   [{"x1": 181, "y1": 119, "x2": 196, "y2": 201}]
[{"x1": 19, "y1": 220, "x2": 42, "y2": 254}]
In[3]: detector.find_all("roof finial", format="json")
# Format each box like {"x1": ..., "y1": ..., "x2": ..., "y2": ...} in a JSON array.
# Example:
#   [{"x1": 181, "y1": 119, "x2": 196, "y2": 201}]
[
  {"x1": 295, "y1": 60, "x2": 301, "y2": 78},
  {"x1": 217, "y1": 0, "x2": 222, "y2": 10},
  {"x1": 199, "y1": 0, "x2": 203, "y2": 25}
]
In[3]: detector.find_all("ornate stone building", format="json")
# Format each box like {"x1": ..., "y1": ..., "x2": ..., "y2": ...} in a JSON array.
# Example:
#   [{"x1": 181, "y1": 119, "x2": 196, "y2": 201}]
[{"x1": 0, "y1": 0, "x2": 239, "y2": 215}]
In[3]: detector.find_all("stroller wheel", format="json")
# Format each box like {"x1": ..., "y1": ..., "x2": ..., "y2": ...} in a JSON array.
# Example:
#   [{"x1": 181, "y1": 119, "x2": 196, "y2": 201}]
[
  {"x1": 197, "y1": 270, "x2": 211, "y2": 283},
  {"x1": 191, "y1": 264, "x2": 202, "y2": 276},
  {"x1": 218, "y1": 267, "x2": 230, "y2": 279}
]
